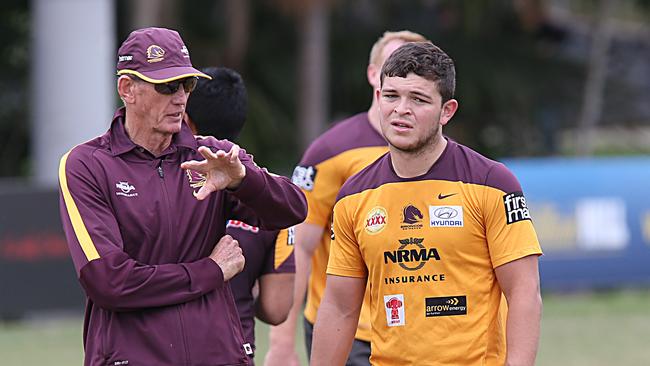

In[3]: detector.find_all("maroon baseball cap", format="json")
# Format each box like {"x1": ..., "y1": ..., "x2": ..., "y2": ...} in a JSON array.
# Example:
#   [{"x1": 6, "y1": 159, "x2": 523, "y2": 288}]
[{"x1": 116, "y1": 27, "x2": 210, "y2": 83}]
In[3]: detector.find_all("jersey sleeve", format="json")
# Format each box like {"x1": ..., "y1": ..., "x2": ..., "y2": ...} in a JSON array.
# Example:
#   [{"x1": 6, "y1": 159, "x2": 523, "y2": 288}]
[
  {"x1": 483, "y1": 163, "x2": 543, "y2": 268},
  {"x1": 326, "y1": 198, "x2": 368, "y2": 278},
  {"x1": 292, "y1": 158, "x2": 343, "y2": 228},
  {"x1": 261, "y1": 228, "x2": 295, "y2": 274},
  {"x1": 59, "y1": 149, "x2": 224, "y2": 312}
]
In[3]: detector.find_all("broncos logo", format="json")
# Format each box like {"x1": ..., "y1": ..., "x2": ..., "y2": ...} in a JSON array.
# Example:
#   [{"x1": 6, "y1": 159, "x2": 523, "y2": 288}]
[
  {"x1": 402, "y1": 204, "x2": 424, "y2": 224},
  {"x1": 146, "y1": 45, "x2": 165, "y2": 62},
  {"x1": 185, "y1": 169, "x2": 206, "y2": 197}
]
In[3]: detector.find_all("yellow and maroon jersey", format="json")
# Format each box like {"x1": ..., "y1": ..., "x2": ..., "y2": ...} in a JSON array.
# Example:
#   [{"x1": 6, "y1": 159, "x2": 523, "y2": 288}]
[
  {"x1": 290, "y1": 112, "x2": 387, "y2": 341},
  {"x1": 328, "y1": 139, "x2": 542, "y2": 365}
]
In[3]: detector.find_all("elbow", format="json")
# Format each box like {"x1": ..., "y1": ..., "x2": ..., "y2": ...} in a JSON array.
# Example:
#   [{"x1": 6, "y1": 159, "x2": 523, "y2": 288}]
[
  {"x1": 79, "y1": 264, "x2": 130, "y2": 312},
  {"x1": 83, "y1": 282, "x2": 127, "y2": 311},
  {"x1": 259, "y1": 305, "x2": 292, "y2": 325},
  {"x1": 257, "y1": 297, "x2": 294, "y2": 325},
  {"x1": 289, "y1": 192, "x2": 308, "y2": 226},
  {"x1": 263, "y1": 311, "x2": 290, "y2": 326}
]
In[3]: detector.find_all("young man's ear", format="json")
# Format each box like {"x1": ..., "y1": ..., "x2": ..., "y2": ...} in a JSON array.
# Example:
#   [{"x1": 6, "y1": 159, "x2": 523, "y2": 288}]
[
  {"x1": 117, "y1": 75, "x2": 137, "y2": 104},
  {"x1": 439, "y1": 99, "x2": 459, "y2": 126}
]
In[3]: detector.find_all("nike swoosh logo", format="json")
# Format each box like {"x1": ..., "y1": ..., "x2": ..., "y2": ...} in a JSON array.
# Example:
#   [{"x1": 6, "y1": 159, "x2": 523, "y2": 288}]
[{"x1": 438, "y1": 193, "x2": 457, "y2": 199}]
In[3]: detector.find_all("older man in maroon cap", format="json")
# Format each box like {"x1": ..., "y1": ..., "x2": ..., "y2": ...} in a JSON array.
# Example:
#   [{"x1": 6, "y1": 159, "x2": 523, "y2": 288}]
[{"x1": 58, "y1": 27, "x2": 307, "y2": 366}]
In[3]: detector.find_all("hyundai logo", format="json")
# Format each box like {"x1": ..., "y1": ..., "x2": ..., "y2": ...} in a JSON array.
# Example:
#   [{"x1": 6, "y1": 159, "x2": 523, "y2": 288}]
[{"x1": 433, "y1": 207, "x2": 458, "y2": 219}]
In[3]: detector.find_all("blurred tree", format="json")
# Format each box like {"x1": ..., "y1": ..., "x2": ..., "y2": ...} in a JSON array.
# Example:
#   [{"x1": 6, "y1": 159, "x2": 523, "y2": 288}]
[
  {"x1": 2, "y1": 0, "x2": 649, "y2": 179},
  {"x1": 0, "y1": 0, "x2": 29, "y2": 177},
  {"x1": 576, "y1": 0, "x2": 615, "y2": 155}
]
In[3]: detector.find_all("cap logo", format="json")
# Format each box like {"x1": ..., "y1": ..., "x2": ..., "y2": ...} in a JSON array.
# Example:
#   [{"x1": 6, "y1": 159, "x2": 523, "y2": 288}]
[
  {"x1": 146, "y1": 45, "x2": 165, "y2": 63},
  {"x1": 181, "y1": 45, "x2": 190, "y2": 58},
  {"x1": 118, "y1": 55, "x2": 133, "y2": 62}
]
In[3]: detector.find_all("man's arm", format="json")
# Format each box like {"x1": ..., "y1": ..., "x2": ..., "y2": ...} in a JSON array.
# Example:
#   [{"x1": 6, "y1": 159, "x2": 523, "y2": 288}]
[
  {"x1": 310, "y1": 274, "x2": 366, "y2": 366},
  {"x1": 494, "y1": 254, "x2": 542, "y2": 366},
  {"x1": 59, "y1": 151, "x2": 243, "y2": 312},
  {"x1": 255, "y1": 272, "x2": 295, "y2": 324},
  {"x1": 265, "y1": 223, "x2": 324, "y2": 366}
]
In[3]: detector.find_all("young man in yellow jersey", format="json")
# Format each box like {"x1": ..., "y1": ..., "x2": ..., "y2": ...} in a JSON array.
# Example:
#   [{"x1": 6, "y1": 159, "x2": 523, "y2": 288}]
[
  {"x1": 265, "y1": 31, "x2": 427, "y2": 366},
  {"x1": 311, "y1": 42, "x2": 543, "y2": 366}
]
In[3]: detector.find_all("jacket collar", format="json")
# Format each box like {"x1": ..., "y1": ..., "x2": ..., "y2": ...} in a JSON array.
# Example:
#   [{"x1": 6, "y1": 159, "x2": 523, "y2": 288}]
[{"x1": 109, "y1": 107, "x2": 199, "y2": 157}]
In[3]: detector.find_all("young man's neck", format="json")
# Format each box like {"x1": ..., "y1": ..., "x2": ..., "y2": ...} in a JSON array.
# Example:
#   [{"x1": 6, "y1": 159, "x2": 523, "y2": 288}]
[
  {"x1": 390, "y1": 135, "x2": 447, "y2": 178},
  {"x1": 124, "y1": 112, "x2": 173, "y2": 157}
]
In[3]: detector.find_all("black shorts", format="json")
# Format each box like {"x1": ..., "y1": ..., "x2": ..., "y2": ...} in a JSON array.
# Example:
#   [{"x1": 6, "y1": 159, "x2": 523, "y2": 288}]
[{"x1": 303, "y1": 317, "x2": 371, "y2": 366}]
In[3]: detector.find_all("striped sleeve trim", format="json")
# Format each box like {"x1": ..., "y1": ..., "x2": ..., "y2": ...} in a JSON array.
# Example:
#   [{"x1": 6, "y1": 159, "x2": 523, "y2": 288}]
[
  {"x1": 274, "y1": 228, "x2": 295, "y2": 269},
  {"x1": 59, "y1": 151, "x2": 100, "y2": 261}
]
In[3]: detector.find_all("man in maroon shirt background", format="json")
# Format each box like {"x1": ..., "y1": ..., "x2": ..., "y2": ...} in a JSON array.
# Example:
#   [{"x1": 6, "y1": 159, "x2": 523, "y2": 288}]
[
  {"x1": 58, "y1": 27, "x2": 306, "y2": 366},
  {"x1": 185, "y1": 66, "x2": 296, "y2": 365}
]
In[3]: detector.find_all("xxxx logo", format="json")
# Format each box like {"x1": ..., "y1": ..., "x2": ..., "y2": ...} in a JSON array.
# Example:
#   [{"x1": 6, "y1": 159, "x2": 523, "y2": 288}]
[{"x1": 365, "y1": 206, "x2": 387, "y2": 235}]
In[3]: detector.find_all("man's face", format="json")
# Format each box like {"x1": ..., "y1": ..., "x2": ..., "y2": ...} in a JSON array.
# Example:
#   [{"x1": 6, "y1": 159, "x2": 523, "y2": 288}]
[
  {"x1": 377, "y1": 73, "x2": 455, "y2": 153},
  {"x1": 131, "y1": 79, "x2": 190, "y2": 135}
]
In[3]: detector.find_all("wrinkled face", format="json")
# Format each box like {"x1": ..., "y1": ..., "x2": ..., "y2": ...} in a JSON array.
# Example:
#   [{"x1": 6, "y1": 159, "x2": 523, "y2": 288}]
[
  {"x1": 130, "y1": 79, "x2": 190, "y2": 135},
  {"x1": 377, "y1": 73, "x2": 455, "y2": 154}
]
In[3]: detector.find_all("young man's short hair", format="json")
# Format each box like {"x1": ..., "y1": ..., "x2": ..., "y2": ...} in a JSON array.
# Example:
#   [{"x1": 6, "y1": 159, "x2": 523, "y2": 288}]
[
  {"x1": 381, "y1": 42, "x2": 456, "y2": 104},
  {"x1": 186, "y1": 67, "x2": 248, "y2": 141}
]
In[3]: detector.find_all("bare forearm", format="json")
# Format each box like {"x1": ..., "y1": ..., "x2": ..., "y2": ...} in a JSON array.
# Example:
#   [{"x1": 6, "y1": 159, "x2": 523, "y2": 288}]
[
  {"x1": 256, "y1": 273, "x2": 295, "y2": 325},
  {"x1": 310, "y1": 296, "x2": 359, "y2": 365},
  {"x1": 268, "y1": 244, "x2": 312, "y2": 345},
  {"x1": 505, "y1": 291, "x2": 542, "y2": 366}
]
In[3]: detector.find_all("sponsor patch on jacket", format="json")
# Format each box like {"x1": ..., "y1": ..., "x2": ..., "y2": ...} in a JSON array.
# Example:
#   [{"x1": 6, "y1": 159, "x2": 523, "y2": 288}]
[
  {"x1": 425, "y1": 296, "x2": 467, "y2": 317},
  {"x1": 503, "y1": 191, "x2": 531, "y2": 224},
  {"x1": 115, "y1": 181, "x2": 138, "y2": 197},
  {"x1": 226, "y1": 220, "x2": 259, "y2": 233},
  {"x1": 291, "y1": 165, "x2": 317, "y2": 191}
]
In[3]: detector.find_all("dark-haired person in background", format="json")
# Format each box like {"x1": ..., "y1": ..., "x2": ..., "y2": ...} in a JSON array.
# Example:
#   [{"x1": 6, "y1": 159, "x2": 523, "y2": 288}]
[{"x1": 185, "y1": 67, "x2": 296, "y2": 365}]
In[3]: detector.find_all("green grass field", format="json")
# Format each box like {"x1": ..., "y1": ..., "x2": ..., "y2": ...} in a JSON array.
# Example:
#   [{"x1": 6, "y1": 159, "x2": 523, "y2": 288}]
[{"x1": 1, "y1": 289, "x2": 649, "y2": 365}]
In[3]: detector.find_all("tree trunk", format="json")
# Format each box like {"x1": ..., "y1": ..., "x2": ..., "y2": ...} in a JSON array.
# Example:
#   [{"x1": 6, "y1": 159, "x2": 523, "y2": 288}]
[
  {"x1": 224, "y1": 0, "x2": 250, "y2": 69},
  {"x1": 576, "y1": 0, "x2": 615, "y2": 156},
  {"x1": 130, "y1": 0, "x2": 179, "y2": 29},
  {"x1": 297, "y1": 0, "x2": 330, "y2": 152}
]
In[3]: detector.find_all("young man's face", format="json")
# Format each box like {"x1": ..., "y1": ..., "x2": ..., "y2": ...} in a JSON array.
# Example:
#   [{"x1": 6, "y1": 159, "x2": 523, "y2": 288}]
[{"x1": 377, "y1": 73, "x2": 456, "y2": 153}]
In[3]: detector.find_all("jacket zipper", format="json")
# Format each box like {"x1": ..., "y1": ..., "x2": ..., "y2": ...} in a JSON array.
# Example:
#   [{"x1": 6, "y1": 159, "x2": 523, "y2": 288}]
[
  {"x1": 157, "y1": 160, "x2": 190, "y2": 365},
  {"x1": 177, "y1": 307, "x2": 191, "y2": 366}
]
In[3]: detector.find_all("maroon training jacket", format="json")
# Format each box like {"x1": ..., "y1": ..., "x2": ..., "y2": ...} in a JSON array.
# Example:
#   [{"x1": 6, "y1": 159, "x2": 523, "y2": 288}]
[{"x1": 58, "y1": 107, "x2": 306, "y2": 366}]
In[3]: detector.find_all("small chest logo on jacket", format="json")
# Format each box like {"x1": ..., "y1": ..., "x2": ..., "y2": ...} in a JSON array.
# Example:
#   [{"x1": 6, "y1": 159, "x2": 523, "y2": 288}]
[
  {"x1": 115, "y1": 181, "x2": 138, "y2": 197},
  {"x1": 186, "y1": 169, "x2": 206, "y2": 197}
]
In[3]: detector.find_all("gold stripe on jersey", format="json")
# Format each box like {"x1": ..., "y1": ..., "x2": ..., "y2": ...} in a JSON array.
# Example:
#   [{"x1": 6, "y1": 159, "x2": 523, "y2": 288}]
[
  {"x1": 328, "y1": 179, "x2": 541, "y2": 365},
  {"x1": 58, "y1": 152, "x2": 101, "y2": 261},
  {"x1": 302, "y1": 145, "x2": 387, "y2": 342},
  {"x1": 274, "y1": 226, "x2": 295, "y2": 269}
]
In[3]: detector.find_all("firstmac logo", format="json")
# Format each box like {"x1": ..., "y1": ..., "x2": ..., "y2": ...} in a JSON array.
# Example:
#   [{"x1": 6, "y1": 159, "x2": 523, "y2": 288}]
[{"x1": 503, "y1": 191, "x2": 531, "y2": 224}]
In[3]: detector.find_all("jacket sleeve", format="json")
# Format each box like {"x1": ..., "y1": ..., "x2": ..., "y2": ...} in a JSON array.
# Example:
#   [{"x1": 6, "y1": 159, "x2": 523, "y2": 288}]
[
  {"x1": 227, "y1": 150, "x2": 307, "y2": 230},
  {"x1": 58, "y1": 149, "x2": 224, "y2": 312}
]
